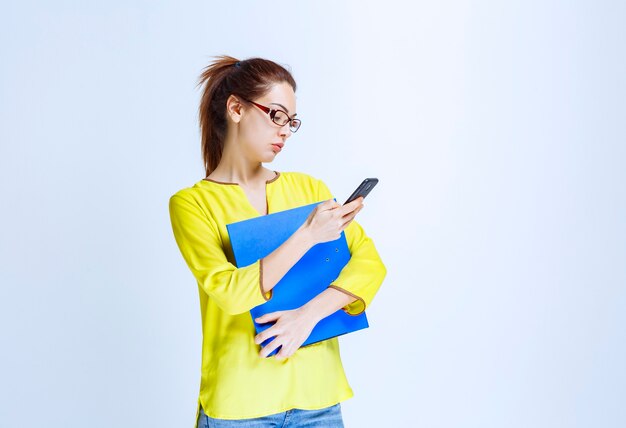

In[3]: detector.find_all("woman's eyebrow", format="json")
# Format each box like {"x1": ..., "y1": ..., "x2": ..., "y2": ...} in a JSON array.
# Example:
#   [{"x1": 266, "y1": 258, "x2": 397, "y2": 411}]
[{"x1": 270, "y1": 103, "x2": 297, "y2": 116}]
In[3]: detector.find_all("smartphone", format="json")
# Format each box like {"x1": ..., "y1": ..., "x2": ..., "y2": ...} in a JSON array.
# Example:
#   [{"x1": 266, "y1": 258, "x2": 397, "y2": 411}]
[{"x1": 343, "y1": 178, "x2": 378, "y2": 205}]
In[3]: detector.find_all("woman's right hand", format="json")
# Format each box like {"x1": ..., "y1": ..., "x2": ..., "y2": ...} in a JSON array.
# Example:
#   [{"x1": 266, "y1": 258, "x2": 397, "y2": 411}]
[{"x1": 302, "y1": 197, "x2": 364, "y2": 245}]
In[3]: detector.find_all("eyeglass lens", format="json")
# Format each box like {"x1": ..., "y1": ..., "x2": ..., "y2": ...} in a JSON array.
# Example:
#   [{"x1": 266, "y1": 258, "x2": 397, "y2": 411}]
[{"x1": 272, "y1": 110, "x2": 300, "y2": 132}]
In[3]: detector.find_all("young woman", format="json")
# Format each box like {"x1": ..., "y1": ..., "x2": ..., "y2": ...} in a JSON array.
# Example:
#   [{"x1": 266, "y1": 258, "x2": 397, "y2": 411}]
[{"x1": 168, "y1": 55, "x2": 387, "y2": 428}]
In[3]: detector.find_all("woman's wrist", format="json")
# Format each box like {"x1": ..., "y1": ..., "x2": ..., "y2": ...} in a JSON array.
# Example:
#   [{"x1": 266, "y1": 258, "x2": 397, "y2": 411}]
[
  {"x1": 297, "y1": 223, "x2": 317, "y2": 249},
  {"x1": 300, "y1": 287, "x2": 357, "y2": 325},
  {"x1": 297, "y1": 304, "x2": 323, "y2": 326}
]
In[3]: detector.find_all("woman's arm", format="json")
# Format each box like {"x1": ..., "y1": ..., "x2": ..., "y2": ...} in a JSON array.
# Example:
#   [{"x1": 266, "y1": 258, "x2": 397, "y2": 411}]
[
  {"x1": 316, "y1": 179, "x2": 387, "y2": 316},
  {"x1": 253, "y1": 287, "x2": 357, "y2": 360},
  {"x1": 259, "y1": 223, "x2": 316, "y2": 296},
  {"x1": 170, "y1": 192, "x2": 318, "y2": 315},
  {"x1": 261, "y1": 197, "x2": 362, "y2": 299},
  {"x1": 298, "y1": 287, "x2": 358, "y2": 324}
]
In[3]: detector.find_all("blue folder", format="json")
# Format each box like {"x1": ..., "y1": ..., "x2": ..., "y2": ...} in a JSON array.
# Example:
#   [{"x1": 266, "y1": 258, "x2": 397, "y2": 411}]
[{"x1": 226, "y1": 199, "x2": 369, "y2": 357}]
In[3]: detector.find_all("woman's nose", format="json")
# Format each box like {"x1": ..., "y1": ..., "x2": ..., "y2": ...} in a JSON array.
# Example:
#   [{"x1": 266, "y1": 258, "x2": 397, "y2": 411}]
[{"x1": 279, "y1": 123, "x2": 292, "y2": 138}]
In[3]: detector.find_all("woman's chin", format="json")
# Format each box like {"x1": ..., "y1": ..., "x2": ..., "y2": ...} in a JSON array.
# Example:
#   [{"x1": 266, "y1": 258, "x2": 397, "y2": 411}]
[{"x1": 264, "y1": 152, "x2": 278, "y2": 161}]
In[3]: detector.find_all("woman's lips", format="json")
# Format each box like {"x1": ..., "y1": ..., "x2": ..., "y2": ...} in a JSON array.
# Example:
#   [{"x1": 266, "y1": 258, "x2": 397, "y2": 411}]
[{"x1": 271, "y1": 144, "x2": 282, "y2": 152}]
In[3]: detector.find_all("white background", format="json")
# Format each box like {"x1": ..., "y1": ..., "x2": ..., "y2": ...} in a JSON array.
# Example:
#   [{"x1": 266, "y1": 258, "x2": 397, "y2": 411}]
[{"x1": 1, "y1": 1, "x2": 624, "y2": 427}]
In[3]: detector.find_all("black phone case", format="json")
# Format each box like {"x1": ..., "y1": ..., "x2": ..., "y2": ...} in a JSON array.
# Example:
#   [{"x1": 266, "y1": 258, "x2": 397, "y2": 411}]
[{"x1": 344, "y1": 178, "x2": 378, "y2": 205}]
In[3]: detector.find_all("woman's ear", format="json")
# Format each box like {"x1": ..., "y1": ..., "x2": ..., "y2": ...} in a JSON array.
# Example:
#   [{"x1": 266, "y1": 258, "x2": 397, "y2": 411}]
[{"x1": 226, "y1": 94, "x2": 244, "y2": 123}]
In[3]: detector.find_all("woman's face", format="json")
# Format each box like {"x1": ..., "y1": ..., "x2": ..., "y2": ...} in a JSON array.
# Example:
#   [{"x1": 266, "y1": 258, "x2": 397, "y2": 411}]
[{"x1": 236, "y1": 81, "x2": 297, "y2": 163}]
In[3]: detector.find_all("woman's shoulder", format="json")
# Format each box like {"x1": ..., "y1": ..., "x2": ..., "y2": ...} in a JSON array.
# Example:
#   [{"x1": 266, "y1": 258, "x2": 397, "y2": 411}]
[
  {"x1": 168, "y1": 180, "x2": 216, "y2": 208},
  {"x1": 279, "y1": 170, "x2": 324, "y2": 187},
  {"x1": 168, "y1": 186, "x2": 203, "y2": 216},
  {"x1": 279, "y1": 171, "x2": 333, "y2": 201}
]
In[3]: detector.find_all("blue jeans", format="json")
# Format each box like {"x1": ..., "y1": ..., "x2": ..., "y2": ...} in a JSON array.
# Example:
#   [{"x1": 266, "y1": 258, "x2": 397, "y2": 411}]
[{"x1": 197, "y1": 403, "x2": 344, "y2": 428}]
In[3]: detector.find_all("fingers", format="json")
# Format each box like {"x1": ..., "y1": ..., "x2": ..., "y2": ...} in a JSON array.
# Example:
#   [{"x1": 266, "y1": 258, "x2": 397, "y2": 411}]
[
  {"x1": 307, "y1": 197, "x2": 364, "y2": 244},
  {"x1": 272, "y1": 336, "x2": 298, "y2": 360},
  {"x1": 323, "y1": 198, "x2": 361, "y2": 219},
  {"x1": 259, "y1": 337, "x2": 283, "y2": 358},
  {"x1": 259, "y1": 338, "x2": 294, "y2": 360},
  {"x1": 321, "y1": 199, "x2": 340, "y2": 211},
  {"x1": 275, "y1": 344, "x2": 293, "y2": 360},
  {"x1": 309, "y1": 200, "x2": 339, "y2": 221},
  {"x1": 339, "y1": 197, "x2": 364, "y2": 219},
  {"x1": 257, "y1": 335, "x2": 294, "y2": 359},
  {"x1": 339, "y1": 204, "x2": 363, "y2": 230},
  {"x1": 254, "y1": 321, "x2": 281, "y2": 344},
  {"x1": 254, "y1": 312, "x2": 283, "y2": 345},
  {"x1": 255, "y1": 311, "x2": 282, "y2": 324},
  {"x1": 255, "y1": 325, "x2": 283, "y2": 358},
  {"x1": 343, "y1": 197, "x2": 363, "y2": 214},
  {"x1": 317, "y1": 198, "x2": 360, "y2": 217},
  {"x1": 255, "y1": 326, "x2": 272, "y2": 344}
]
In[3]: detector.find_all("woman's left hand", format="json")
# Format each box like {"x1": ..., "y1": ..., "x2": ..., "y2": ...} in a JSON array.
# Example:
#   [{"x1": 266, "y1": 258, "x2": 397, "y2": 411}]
[{"x1": 254, "y1": 308, "x2": 318, "y2": 360}]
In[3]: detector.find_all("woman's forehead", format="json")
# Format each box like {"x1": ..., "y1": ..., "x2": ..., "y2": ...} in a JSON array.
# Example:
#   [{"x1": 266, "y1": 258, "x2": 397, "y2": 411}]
[{"x1": 263, "y1": 82, "x2": 296, "y2": 111}]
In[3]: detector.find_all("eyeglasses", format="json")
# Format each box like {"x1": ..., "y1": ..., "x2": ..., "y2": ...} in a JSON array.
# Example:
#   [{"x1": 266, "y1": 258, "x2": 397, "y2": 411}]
[{"x1": 241, "y1": 98, "x2": 301, "y2": 133}]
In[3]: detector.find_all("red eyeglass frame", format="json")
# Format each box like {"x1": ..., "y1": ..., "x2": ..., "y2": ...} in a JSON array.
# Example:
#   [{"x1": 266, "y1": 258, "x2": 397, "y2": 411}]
[{"x1": 241, "y1": 98, "x2": 301, "y2": 132}]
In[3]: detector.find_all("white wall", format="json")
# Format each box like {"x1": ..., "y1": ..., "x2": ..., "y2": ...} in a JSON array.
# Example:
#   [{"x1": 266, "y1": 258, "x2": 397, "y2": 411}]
[{"x1": 1, "y1": 1, "x2": 624, "y2": 427}]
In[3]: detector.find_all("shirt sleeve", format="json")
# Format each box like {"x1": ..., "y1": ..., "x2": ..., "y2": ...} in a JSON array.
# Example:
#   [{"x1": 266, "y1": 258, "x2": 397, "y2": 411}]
[
  {"x1": 316, "y1": 179, "x2": 387, "y2": 316},
  {"x1": 168, "y1": 193, "x2": 272, "y2": 316}
]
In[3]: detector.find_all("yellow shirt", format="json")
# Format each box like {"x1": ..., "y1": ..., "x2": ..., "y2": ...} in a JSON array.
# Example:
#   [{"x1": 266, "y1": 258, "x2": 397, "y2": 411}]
[{"x1": 168, "y1": 170, "x2": 387, "y2": 422}]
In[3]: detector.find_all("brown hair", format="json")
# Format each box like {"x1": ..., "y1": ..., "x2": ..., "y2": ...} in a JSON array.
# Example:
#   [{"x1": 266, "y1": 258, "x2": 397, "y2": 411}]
[{"x1": 196, "y1": 55, "x2": 297, "y2": 177}]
